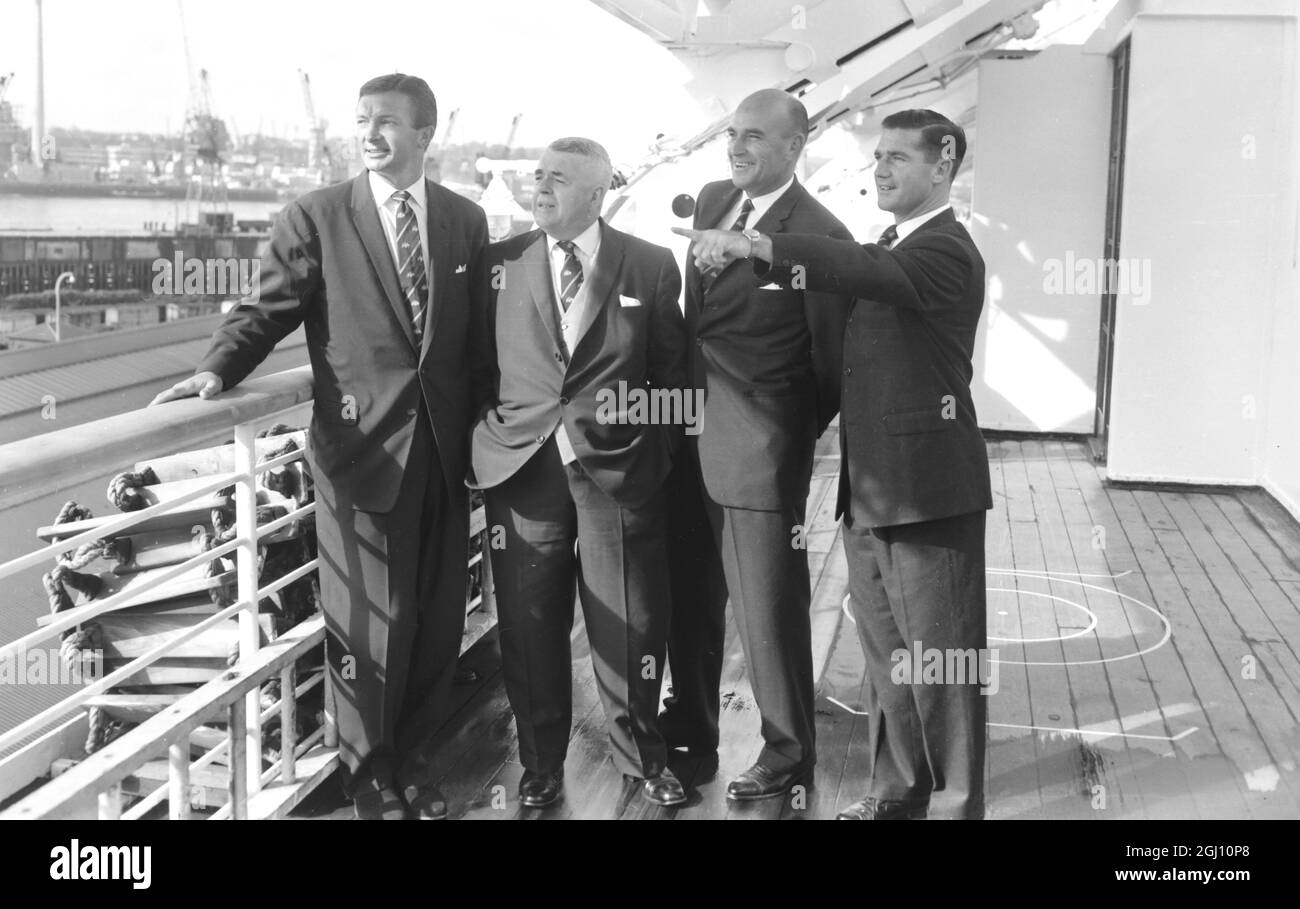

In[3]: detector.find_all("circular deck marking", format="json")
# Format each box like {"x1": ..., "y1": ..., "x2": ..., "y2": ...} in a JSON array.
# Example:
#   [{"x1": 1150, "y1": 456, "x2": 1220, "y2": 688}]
[
  {"x1": 986, "y1": 588, "x2": 1098, "y2": 643},
  {"x1": 840, "y1": 570, "x2": 1172, "y2": 667},
  {"x1": 985, "y1": 569, "x2": 1171, "y2": 667}
]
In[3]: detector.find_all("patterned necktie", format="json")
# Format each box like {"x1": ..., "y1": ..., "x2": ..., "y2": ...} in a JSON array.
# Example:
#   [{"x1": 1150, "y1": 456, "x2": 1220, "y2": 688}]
[
  {"x1": 556, "y1": 240, "x2": 583, "y2": 312},
  {"x1": 392, "y1": 190, "x2": 428, "y2": 343},
  {"x1": 877, "y1": 224, "x2": 899, "y2": 250},
  {"x1": 702, "y1": 197, "x2": 754, "y2": 292}
]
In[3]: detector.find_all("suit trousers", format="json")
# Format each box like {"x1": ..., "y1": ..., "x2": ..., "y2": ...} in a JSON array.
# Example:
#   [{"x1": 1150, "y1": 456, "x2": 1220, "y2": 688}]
[
  {"x1": 484, "y1": 437, "x2": 670, "y2": 779},
  {"x1": 316, "y1": 399, "x2": 469, "y2": 791},
  {"x1": 665, "y1": 452, "x2": 816, "y2": 772},
  {"x1": 841, "y1": 509, "x2": 987, "y2": 819}
]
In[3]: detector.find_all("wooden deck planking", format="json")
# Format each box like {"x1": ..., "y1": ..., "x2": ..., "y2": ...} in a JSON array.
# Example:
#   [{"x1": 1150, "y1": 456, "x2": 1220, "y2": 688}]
[
  {"x1": 1046, "y1": 443, "x2": 1199, "y2": 820},
  {"x1": 292, "y1": 438, "x2": 1300, "y2": 820},
  {"x1": 983, "y1": 441, "x2": 1047, "y2": 819},
  {"x1": 1003, "y1": 440, "x2": 1092, "y2": 817},
  {"x1": 1103, "y1": 482, "x2": 1281, "y2": 818},
  {"x1": 1029, "y1": 441, "x2": 1149, "y2": 818},
  {"x1": 1069, "y1": 455, "x2": 1245, "y2": 820},
  {"x1": 1136, "y1": 491, "x2": 1300, "y2": 798}
]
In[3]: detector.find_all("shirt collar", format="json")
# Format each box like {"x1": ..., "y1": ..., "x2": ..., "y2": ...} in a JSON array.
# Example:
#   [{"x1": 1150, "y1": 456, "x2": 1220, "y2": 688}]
[
  {"x1": 740, "y1": 174, "x2": 796, "y2": 221},
  {"x1": 546, "y1": 218, "x2": 602, "y2": 260},
  {"x1": 369, "y1": 170, "x2": 427, "y2": 212},
  {"x1": 895, "y1": 203, "x2": 952, "y2": 242}
]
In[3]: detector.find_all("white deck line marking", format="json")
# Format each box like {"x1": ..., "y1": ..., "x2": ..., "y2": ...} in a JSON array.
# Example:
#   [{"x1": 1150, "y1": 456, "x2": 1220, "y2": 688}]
[{"x1": 988, "y1": 721, "x2": 1199, "y2": 743}]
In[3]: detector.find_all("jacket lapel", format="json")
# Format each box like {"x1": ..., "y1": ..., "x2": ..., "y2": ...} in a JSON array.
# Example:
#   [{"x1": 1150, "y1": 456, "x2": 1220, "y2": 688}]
[
  {"x1": 708, "y1": 180, "x2": 799, "y2": 290},
  {"x1": 522, "y1": 231, "x2": 566, "y2": 361},
  {"x1": 420, "y1": 179, "x2": 450, "y2": 360},
  {"x1": 349, "y1": 174, "x2": 419, "y2": 352},
  {"x1": 571, "y1": 220, "x2": 621, "y2": 355}
]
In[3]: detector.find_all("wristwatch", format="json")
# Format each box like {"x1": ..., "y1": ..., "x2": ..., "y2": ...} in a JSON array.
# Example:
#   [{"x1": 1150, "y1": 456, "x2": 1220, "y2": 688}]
[{"x1": 742, "y1": 228, "x2": 762, "y2": 258}]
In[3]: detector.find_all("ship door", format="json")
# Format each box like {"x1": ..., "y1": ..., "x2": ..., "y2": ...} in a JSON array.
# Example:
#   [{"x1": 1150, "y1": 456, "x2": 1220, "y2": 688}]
[{"x1": 1093, "y1": 38, "x2": 1131, "y2": 461}]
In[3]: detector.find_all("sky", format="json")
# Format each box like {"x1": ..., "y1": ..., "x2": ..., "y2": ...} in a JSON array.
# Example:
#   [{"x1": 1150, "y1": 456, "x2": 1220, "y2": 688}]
[{"x1": 0, "y1": 0, "x2": 709, "y2": 165}]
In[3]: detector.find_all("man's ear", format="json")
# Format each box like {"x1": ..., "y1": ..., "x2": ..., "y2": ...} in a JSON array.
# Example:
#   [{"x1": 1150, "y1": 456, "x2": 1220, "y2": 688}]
[
  {"x1": 417, "y1": 125, "x2": 437, "y2": 151},
  {"x1": 790, "y1": 133, "x2": 807, "y2": 157}
]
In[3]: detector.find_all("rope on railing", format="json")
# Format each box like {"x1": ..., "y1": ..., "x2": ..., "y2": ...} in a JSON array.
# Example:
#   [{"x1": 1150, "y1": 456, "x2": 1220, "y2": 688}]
[{"x1": 106, "y1": 468, "x2": 160, "y2": 513}]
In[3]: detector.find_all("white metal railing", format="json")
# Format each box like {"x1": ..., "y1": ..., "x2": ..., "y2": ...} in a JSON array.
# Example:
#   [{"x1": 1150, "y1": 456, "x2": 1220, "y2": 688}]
[{"x1": 0, "y1": 365, "x2": 493, "y2": 819}]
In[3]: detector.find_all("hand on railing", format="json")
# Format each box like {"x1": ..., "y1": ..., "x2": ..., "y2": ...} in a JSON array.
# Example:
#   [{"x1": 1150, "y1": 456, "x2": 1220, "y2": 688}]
[{"x1": 150, "y1": 371, "x2": 225, "y2": 406}]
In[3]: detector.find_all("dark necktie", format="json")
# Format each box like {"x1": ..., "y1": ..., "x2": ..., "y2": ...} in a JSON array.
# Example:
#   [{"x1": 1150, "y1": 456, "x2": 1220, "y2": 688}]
[
  {"x1": 702, "y1": 198, "x2": 754, "y2": 291},
  {"x1": 392, "y1": 190, "x2": 428, "y2": 343},
  {"x1": 877, "y1": 224, "x2": 899, "y2": 250},
  {"x1": 556, "y1": 239, "x2": 583, "y2": 312}
]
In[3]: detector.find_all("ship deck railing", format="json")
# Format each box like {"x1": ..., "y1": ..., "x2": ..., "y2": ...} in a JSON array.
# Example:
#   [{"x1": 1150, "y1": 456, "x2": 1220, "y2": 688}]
[{"x1": 0, "y1": 366, "x2": 492, "y2": 819}]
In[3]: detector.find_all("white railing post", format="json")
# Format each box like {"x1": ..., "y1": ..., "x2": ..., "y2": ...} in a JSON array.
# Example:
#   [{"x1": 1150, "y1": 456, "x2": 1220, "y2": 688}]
[
  {"x1": 169, "y1": 742, "x2": 192, "y2": 820},
  {"x1": 98, "y1": 783, "x2": 122, "y2": 820},
  {"x1": 279, "y1": 663, "x2": 297, "y2": 785},
  {"x1": 233, "y1": 421, "x2": 263, "y2": 797},
  {"x1": 228, "y1": 696, "x2": 248, "y2": 820}
]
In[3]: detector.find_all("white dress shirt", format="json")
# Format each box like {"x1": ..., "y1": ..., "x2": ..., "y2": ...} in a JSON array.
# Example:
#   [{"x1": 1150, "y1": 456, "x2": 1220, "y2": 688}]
[
  {"x1": 369, "y1": 170, "x2": 432, "y2": 313},
  {"x1": 893, "y1": 203, "x2": 952, "y2": 245},
  {"x1": 716, "y1": 174, "x2": 796, "y2": 231},
  {"x1": 544, "y1": 218, "x2": 602, "y2": 465}
]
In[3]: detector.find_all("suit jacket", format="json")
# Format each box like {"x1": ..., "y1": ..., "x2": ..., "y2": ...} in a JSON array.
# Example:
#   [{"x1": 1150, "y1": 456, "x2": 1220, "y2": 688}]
[
  {"x1": 197, "y1": 172, "x2": 490, "y2": 512},
  {"x1": 469, "y1": 220, "x2": 688, "y2": 509},
  {"x1": 766, "y1": 208, "x2": 992, "y2": 527},
  {"x1": 685, "y1": 178, "x2": 853, "y2": 511}
]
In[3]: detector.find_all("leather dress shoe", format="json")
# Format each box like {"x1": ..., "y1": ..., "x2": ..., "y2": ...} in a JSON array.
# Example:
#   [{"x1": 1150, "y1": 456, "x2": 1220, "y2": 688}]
[
  {"x1": 402, "y1": 782, "x2": 449, "y2": 820},
  {"x1": 519, "y1": 769, "x2": 564, "y2": 808},
  {"x1": 836, "y1": 796, "x2": 928, "y2": 820},
  {"x1": 725, "y1": 762, "x2": 810, "y2": 801},
  {"x1": 625, "y1": 767, "x2": 687, "y2": 807}
]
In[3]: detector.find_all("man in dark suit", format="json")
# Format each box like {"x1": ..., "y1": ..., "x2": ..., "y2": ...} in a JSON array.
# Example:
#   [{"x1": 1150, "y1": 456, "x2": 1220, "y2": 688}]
[
  {"x1": 661, "y1": 89, "x2": 853, "y2": 800},
  {"x1": 469, "y1": 137, "x2": 690, "y2": 809},
  {"x1": 152, "y1": 74, "x2": 489, "y2": 820},
  {"x1": 676, "y1": 109, "x2": 991, "y2": 819}
]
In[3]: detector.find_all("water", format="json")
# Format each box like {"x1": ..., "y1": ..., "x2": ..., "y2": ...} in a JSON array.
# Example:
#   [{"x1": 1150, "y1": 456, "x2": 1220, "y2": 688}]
[{"x1": 0, "y1": 194, "x2": 287, "y2": 233}]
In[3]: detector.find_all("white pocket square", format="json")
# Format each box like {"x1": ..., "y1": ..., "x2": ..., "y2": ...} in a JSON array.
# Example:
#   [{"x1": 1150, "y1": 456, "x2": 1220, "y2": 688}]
[
  {"x1": 455, "y1": 263, "x2": 467, "y2": 274},
  {"x1": 757, "y1": 282, "x2": 783, "y2": 290},
  {"x1": 619, "y1": 294, "x2": 642, "y2": 307}
]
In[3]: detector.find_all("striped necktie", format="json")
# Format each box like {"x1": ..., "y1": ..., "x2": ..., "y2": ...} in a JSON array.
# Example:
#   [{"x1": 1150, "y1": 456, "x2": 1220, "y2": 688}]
[
  {"x1": 877, "y1": 224, "x2": 899, "y2": 250},
  {"x1": 556, "y1": 240, "x2": 583, "y2": 312},
  {"x1": 392, "y1": 190, "x2": 428, "y2": 343},
  {"x1": 702, "y1": 197, "x2": 754, "y2": 292}
]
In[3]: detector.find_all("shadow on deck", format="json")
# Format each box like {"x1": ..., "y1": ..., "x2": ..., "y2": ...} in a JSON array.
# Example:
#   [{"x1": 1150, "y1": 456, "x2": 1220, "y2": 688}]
[{"x1": 294, "y1": 439, "x2": 1300, "y2": 820}]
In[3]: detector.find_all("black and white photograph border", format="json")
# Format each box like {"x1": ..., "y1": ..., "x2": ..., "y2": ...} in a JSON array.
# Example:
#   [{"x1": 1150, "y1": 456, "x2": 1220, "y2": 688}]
[{"x1": 0, "y1": 0, "x2": 1295, "y2": 852}]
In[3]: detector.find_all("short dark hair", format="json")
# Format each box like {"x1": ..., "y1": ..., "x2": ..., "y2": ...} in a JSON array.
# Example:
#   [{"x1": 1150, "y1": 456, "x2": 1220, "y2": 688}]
[
  {"x1": 880, "y1": 109, "x2": 966, "y2": 181},
  {"x1": 358, "y1": 73, "x2": 438, "y2": 131}
]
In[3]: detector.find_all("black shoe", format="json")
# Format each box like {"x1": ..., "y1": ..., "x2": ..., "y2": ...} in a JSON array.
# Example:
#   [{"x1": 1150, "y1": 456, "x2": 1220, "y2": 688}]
[
  {"x1": 624, "y1": 768, "x2": 687, "y2": 807},
  {"x1": 836, "y1": 796, "x2": 928, "y2": 820},
  {"x1": 725, "y1": 762, "x2": 811, "y2": 801},
  {"x1": 402, "y1": 782, "x2": 449, "y2": 820},
  {"x1": 519, "y1": 769, "x2": 564, "y2": 808}
]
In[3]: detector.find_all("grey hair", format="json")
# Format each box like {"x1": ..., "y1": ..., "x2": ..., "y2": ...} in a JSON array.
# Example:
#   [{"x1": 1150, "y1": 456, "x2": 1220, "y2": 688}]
[{"x1": 547, "y1": 136, "x2": 615, "y2": 190}]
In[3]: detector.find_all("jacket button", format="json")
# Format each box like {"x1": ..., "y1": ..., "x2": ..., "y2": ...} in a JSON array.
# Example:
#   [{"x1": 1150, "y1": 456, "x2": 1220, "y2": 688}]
[
  {"x1": 843, "y1": 367, "x2": 852, "y2": 376},
  {"x1": 696, "y1": 338, "x2": 704, "y2": 347},
  {"x1": 406, "y1": 408, "x2": 418, "y2": 417},
  {"x1": 536, "y1": 434, "x2": 546, "y2": 444},
  {"x1": 560, "y1": 396, "x2": 569, "y2": 405}
]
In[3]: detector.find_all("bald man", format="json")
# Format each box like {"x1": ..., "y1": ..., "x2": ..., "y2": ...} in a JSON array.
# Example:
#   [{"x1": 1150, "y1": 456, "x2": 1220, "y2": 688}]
[{"x1": 662, "y1": 89, "x2": 853, "y2": 799}]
